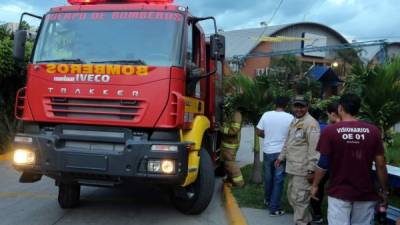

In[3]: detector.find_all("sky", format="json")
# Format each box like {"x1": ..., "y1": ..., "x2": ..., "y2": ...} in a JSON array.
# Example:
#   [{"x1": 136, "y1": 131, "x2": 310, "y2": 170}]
[{"x1": 0, "y1": 0, "x2": 399, "y2": 42}]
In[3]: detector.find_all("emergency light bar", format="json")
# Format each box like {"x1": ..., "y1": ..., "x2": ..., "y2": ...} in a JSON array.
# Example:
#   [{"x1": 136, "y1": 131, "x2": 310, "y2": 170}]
[{"x1": 68, "y1": 0, "x2": 173, "y2": 5}]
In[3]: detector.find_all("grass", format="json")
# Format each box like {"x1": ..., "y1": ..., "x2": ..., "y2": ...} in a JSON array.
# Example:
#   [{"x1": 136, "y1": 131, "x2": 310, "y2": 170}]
[
  {"x1": 230, "y1": 164, "x2": 270, "y2": 209},
  {"x1": 231, "y1": 164, "x2": 328, "y2": 215}
]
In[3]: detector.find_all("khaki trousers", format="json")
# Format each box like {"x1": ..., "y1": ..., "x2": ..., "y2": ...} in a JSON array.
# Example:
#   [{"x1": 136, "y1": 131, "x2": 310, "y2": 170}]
[
  {"x1": 287, "y1": 174, "x2": 312, "y2": 225},
  {"x1": 221, "y1": 147, "x2": 244, "y2": 186}
]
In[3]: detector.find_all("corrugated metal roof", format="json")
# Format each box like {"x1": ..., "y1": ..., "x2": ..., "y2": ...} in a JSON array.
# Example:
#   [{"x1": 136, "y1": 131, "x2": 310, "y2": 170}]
[
  {"x1": 221, "y1": 22, "x2": 349, "y2": 59},
  {"x1": 367, "y1": 42, "x2": 400, "y2": 62}
]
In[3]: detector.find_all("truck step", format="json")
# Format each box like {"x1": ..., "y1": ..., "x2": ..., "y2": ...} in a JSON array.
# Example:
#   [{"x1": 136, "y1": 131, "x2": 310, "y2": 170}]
[{"x1": 77, "y1": 179, "x2": 122, "y2": 187}]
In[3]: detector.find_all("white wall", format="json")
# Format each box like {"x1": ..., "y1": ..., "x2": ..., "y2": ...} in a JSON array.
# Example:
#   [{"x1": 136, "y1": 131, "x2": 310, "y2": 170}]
[{"x1": 395, "y1": 123, "x2": 400, "y2": 133}]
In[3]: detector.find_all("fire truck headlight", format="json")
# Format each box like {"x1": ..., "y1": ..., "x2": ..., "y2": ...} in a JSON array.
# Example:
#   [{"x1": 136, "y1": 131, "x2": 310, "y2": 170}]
[
  {"x1": 13, "y1": 149, "x2": 35, "y2": 165},
  {"x1": 161, "y1": 160, "x2": 175, "y2": 174},
  {"x1": 147, "y1": 160, "x2": 175, "y2": 174}
]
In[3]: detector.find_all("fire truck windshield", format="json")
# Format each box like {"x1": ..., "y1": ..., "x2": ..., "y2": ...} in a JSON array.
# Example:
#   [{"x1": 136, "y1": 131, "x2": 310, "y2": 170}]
[{"x1": 33, "y1": 11, "x2": 184, "y2": 66}]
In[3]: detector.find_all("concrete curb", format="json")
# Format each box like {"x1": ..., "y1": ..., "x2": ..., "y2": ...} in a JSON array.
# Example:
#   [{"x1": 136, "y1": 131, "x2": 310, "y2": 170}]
[
  {"x1": 223, "y1": 183, "x2": 248, "y2": 225},
  {"x1": 0, "y1": 152, "x2": 12, "y2": 161}
]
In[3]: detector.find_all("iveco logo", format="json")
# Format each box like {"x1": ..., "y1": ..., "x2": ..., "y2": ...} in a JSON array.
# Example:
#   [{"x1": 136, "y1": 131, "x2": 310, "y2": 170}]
[
  {"x1": 76, "y1": 74, "x2": 110, "y2": 82},
  {"x1": 48, "y1": 87, "x2": 140, "y2": 97},
  {"x1": 53, "y1": 74, "x2": 111, "y2": 83}
]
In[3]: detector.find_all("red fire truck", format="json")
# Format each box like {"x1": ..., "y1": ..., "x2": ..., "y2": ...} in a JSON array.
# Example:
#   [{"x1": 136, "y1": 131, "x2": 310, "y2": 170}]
[{"x1": 12, "y1": 0, "x2": 225, "y2": 214}]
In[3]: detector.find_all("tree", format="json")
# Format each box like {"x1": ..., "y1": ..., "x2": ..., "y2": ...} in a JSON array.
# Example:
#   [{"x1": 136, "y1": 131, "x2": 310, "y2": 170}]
[
  {"x1": 0, "y1": 25, "x2": 32, "y2": 153},
  {"x1": 0, "y1": 26, "x2": 12, "y2": 40},
  {"x1": 224, "y1": 74, "x2": 270, "y2": 184},
  {"x1": 20, "y1": 21, "x2": 31, "y2": 31},
  {"x1": 343, "y1": 57, "x2": 400, "y2": 143},
  {"x1": 269, "y1": 55, "x2": 320, "y2": 100},
  {"x1": 336, "y1": 48, "x2": 362, "y2": 71},
  {"x1": 270, "y1": 55, "x2": 314, "y2": 79}
]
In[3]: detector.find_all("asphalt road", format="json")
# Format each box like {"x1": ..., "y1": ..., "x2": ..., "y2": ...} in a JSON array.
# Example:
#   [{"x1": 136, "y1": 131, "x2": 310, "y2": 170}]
[
  {"x1": 0, "y1": 161, "x2": 227, "y2": 225},
  {"x1": 0, "y1": 126, "x2": 257, "y2": 225}
]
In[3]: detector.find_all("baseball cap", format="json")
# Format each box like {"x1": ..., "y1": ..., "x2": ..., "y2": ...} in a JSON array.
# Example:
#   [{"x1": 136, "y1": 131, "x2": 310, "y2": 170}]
[{"x1": 293, "y1": 95, "x2": 309, "y2": 106}]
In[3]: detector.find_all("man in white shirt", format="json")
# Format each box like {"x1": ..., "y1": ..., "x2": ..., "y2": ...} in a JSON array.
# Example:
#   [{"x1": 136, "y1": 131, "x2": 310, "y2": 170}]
[{"x1": 256, "y1": 97, "x2": 294, "y2": 216}]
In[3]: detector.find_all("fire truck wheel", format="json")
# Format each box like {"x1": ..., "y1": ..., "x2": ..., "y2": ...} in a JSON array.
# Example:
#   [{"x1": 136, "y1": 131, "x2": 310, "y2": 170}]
[
  {"x1": 58, "y1": 182, "x2": 80, "y2": 209},
  {"x1": 171, "y1": 149, "x2": 215, "y2": 214}
]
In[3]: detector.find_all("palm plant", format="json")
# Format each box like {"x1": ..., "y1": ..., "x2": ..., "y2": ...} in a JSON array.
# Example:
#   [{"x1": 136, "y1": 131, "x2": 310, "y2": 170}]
[
  {"x1": 224, "y1": 74, "x2": 271, "y2": 184},
  {"x1": 344, "y1": 57, "x2": 400, "y2": 143}
]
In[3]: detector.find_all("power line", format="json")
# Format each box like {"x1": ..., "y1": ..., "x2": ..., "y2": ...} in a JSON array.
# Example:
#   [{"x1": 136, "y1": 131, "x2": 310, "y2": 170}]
[
  {"x1": 267, "y1": 0, "x2": 284, "y2": 25},
  {"x1": 228, "y1": 0, "x2": 284, "y2": 67},
  {"x1": 245, "y1": 40, "x2": 386, "y2": 58},
  {"x1": 253, "y1": 0, "x2": 284, "y2": 47}
]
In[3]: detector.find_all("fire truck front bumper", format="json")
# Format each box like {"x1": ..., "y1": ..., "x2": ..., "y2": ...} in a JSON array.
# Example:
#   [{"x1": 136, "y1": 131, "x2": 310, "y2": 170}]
[{"x1": 12, "y1": 127, "x2": 190, "y2": 186}]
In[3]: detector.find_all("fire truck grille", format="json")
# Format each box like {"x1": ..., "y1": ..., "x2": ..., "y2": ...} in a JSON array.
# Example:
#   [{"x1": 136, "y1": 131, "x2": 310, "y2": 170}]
[{"x1": 47, "y1": 98, "x2": 144, "y2": 121}]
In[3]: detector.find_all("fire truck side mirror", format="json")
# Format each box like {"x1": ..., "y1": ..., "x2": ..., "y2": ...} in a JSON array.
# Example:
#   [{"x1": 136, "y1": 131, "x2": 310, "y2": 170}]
[
  {"x1": 210, "y1": 34, "x2": 225, "y2": 60},
  {"x1": 13, "y1": 30, "x2": 27, "y2": 62}
]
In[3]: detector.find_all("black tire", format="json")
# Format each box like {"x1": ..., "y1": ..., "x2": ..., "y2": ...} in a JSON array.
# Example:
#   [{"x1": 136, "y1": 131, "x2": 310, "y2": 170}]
[
  {"x1": 58, "y1": 182, "x2": 80, "y2": 209},
  {"x1": 171, "y1": 149, "x2": 215, "y2": 214}
]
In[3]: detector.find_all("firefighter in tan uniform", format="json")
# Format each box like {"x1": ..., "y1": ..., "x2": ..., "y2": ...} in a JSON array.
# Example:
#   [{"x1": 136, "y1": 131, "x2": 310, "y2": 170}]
[
  {"x1": 275, "y1": 96, "x2": 320, "y2": 225},
  {"x1": 220, "y1": 108, "x2": 244, "y2": 187}
]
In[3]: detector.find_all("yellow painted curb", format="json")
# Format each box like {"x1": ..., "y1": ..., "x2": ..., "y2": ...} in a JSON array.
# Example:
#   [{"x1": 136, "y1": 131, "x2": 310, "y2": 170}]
[
  {"x1": 0, "y1": 152, "x2": 12, "y2": 161},
  {"x1": 223, "y1": 183, "x2": 248, "y2": 225}
]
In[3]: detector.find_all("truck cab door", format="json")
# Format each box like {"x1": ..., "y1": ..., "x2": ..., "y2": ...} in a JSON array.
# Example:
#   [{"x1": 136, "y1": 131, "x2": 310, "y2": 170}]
[{"x1": 185, "y1": 21, "x2": 206, "y2": 100}]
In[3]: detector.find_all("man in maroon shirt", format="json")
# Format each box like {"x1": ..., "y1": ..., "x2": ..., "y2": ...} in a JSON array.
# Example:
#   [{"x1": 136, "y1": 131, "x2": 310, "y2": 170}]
[{"x1": 311, "y1": 94, "x2": 389, "y2": 225}]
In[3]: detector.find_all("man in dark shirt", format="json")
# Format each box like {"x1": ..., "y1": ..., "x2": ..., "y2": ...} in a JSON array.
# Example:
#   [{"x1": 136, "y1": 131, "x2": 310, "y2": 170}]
[{"x1": 311, "y1": 94, "x2": 389, "y2": 225}]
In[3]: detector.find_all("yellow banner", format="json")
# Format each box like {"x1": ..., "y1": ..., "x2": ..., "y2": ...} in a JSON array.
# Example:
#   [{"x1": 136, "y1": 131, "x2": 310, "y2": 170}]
[{"x1": 257, "y1": 36, "x2": 310, "y2": 42}]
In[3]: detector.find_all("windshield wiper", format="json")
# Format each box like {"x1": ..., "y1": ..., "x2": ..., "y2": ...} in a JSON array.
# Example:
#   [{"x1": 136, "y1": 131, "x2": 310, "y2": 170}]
[
  {"x1": 91, "y1": 60, "x2": 146, "y2": 65},
  {"x1": 36, "y1": 58, "x2": 86, "y2": 64}
]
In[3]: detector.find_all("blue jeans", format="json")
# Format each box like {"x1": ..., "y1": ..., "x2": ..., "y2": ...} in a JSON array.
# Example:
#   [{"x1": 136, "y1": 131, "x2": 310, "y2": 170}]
[{"x1": 263, "y1": 152, "x2": 285, "y2": 213}]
